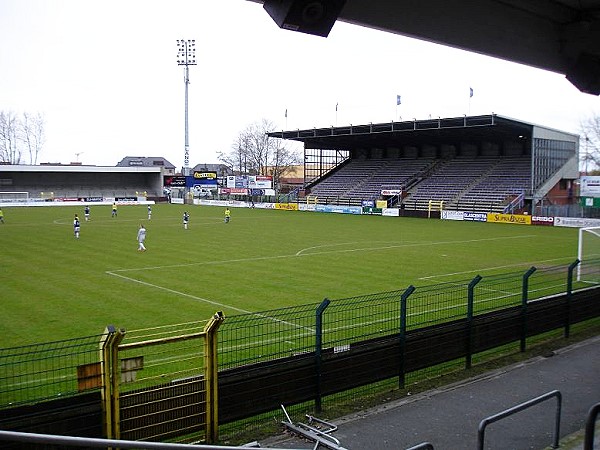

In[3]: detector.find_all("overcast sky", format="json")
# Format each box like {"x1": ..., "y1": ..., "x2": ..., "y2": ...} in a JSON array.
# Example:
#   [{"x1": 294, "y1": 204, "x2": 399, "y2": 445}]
[{"x1": 1, "y1": 0, "x2": 599, "y2": 169}]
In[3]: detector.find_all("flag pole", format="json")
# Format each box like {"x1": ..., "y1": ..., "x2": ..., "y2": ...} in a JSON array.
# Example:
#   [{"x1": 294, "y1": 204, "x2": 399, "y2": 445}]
[{"x1": 335, "y1": 102, "x2": 338, "y2": 126}]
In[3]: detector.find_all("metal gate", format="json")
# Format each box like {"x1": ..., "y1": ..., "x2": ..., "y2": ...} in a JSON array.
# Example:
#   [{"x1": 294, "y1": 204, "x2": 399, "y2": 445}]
[{"x1": 101, "y1": 312, "x2": 224, "y2": 444}]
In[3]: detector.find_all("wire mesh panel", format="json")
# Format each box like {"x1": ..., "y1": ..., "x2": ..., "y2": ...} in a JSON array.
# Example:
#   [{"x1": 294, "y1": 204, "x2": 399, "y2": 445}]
[
  {"x1": 406, "y1": 281, "x2": 471, "y2": 328},
  {"x1": 322, "y1": 290, "x2": 404, "y2": 349},
  {"x1": 473, "y1": 271, "x2": 524, "y2": 314},
  {"x1": 0, "y1": 334, "x2": 106, "y2": 408},
  {"x1": 115, "y1": 321, "x2": 212, "y2": 443},
  {"x1": 218, "y1": 303, "x2": 321, "y2": 370}
]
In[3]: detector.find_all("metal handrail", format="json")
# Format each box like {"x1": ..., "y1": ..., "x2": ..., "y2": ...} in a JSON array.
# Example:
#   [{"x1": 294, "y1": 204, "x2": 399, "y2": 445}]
[
  {"x1": 584, "y1": 402, "x2": 600, "y2": 450},
  {"x1": 477, "y1": 390, "x2": 562, "y2": 450},
  {"x1": 0, "y1": 429, "x2": 303, "y2": 450}
]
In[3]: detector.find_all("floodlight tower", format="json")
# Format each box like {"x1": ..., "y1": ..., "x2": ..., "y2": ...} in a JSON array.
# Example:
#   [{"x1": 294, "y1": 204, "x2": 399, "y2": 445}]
[{"x1": 177, "y1": 39, "x2": 196, "y2": 176}]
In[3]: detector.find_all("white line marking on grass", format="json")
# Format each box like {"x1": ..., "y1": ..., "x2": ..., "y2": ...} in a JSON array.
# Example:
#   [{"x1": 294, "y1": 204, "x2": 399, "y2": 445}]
[
  {"x1": 418, "y1": 256, "x2": 575, "y2": 280},
  {"x1": 105, "y1": 270, "x2": 314, "y2": 332},
  {"x1": 107, "y1": 270, "x2": 250, "y2": 312},
  {"x1": 106, "y1": 234, "x2": 539, "y2": 335},
  {"x1": 294, "y1": 241, "x2": 396, "y2": 256},
  {"x1": 111, "y1": 235, "x2": 537, "y2": 274}
]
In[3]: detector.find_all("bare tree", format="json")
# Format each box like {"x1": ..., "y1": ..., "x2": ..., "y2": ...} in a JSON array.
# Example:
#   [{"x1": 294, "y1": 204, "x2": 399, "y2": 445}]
[
  {"x1": 21, "y1": 112, "x2": 46, "y2": 165},
  {"x1": 219, "y1": 118, "x2": 301, "y2": 191},
  {"x1": 0, "y1": 110, "x2": 45, "y2": 164},
  {"x1": 267, "y1": 136, "x2": 302, "y2": 191},
  {"x1": 580, "y1": 113, "x2": 600, "y2": 174},
  {"x1": 0, "y1": 111, "x2": 21, "y2": 164}
]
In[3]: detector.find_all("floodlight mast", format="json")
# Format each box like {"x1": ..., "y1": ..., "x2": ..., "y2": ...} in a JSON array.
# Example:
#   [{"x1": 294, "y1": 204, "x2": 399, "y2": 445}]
[{"x1": 177, "y1": 39, "x2": 196, "y2": 176}]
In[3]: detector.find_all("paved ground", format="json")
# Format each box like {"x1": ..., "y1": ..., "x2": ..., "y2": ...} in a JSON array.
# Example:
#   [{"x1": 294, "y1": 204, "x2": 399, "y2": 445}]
[{"x1": 262, "y1": 336, "x2": 600, "y2": 450}]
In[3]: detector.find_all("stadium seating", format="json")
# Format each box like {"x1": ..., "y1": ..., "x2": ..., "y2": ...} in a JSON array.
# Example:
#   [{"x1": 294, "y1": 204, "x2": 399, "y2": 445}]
[{"x1": 308, "y1": 156, "x2": 533, "y2": 212}]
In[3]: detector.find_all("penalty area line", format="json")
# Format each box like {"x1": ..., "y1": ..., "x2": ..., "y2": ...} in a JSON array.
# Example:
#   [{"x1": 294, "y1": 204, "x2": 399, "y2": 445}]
[
  {"x1": 418, "y1": 256, "x2": 576, "y2": 280},
  {"x1": 105, "y1": 270, "x2": 314, "y2": 332},
  {"x1": 106, "y1": 270, "x2": 251, "y2": 314}
]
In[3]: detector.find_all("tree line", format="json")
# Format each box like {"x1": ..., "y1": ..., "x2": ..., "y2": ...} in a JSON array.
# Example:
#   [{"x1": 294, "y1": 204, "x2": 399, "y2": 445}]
[
  {"x1": 580, "y1": 115, "x2": 600, "y2": 174},
  {"x1": 0, "y1": 111, "x2": 46, "y2": 165},
  {"x1": 217, "y1": 118, "x2": 301, "y2": 191}
]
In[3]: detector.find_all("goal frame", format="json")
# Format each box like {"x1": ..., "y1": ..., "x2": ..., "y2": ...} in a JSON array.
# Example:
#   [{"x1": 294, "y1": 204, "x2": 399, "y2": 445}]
[
  {"x1": 0, "y1": 191, "x2": 29, "y2": 203},
  {"x1": 577, "y1": 226, "x2": 600, "y2": 282}
]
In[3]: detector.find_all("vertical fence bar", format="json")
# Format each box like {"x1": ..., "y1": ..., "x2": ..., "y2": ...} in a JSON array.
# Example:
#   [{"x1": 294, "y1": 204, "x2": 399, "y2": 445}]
[
  {"x1": 204, "y1": 311, "x2": 224, "y2": 444},
  {"x1": 105, "y1": 327, "x2": 126, "y2": 441},
  {"x1": 399, "y1": 285, "x2": 415, "y2": 389},
  {"x1": 521, "y1": 267, "x2": 537, "y2": 353},
  {"x1": 315, "y1": 298, "x2": 331, "y2": 413},
  {"x1": 565, "y1": 259, "x2": 580, "y2": 338},
  {"x1": 466, "y1": 275, "x2": 483, "y2": 369},
  {"x1": 100, "y1": 326, "x2": 117, "y2": 440}
]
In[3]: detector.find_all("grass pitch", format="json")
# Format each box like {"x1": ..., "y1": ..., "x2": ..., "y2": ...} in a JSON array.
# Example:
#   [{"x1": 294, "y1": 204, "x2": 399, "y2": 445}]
[{"x1": 0, "y1": 203, "x2": 579, "y2": 348}]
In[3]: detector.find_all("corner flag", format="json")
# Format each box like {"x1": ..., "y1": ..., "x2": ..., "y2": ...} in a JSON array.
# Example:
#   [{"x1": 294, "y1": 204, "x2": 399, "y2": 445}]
[
  {"x1": 469, "y1": 87, "x2": 474, "y2": 98},
  {"x1": 396, "y1": 95, "x2": 401, "y2": 105}
]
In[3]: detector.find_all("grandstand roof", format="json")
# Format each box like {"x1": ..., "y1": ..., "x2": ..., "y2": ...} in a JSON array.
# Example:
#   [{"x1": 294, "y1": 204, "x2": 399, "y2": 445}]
[
  {"x1": 250, "y1": 0, "x2": 600, "y2": 95},
  {"x1": 0, "y1": 164, "x2": 163, "y2": 174},
  {"x1": 267, "y1": 114, "x2": 576, "y2": 151}
]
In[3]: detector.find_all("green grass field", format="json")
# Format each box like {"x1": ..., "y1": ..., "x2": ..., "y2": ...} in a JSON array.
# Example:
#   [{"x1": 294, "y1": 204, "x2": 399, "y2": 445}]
[{"x1": 0, "y1": 203, "x2": 580, "y2": 348}]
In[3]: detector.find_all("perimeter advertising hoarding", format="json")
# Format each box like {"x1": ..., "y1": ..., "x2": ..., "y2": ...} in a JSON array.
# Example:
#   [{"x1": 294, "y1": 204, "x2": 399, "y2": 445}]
[
  {"x1": 275, "y1": 203, "x2": 298, "y2": 211},
  {"x1": 441, "y1": 211, "x2": 464, "y2": 221},
  {"x1": 580, "y1": 176, "x2": 600, "y2": 197},
  {"x1": 164, "y1": 176, "x2": 187, "y2": 188},
  {"x1": 226, "y1": 175, "x2": 273, "y2": 189},
  {"x1": 193, "y1": 171, "x2": 218, "y2": 188},
  {"x1": 463, "y1": 212, "x2": 487, "y2": 222},
  {"x1": 554, "y1": 217, "x2": 600, "y2": 228},
  {"x1": 531, "y1": 216, "x2": 555, "y2": 226},
  {"x1": 249, "y1": 176, "x2": 272, "y2": 189},
  {"x1": 487, "y1": 213, "x2": 531, "y2": 225}
]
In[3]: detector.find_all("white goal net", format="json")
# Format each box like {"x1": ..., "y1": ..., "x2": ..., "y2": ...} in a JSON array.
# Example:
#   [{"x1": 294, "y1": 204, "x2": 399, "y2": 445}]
[
  {"x1": 577, "y1": 226, "x2": 600, "y2": 283},
  {"x1": 0, "y1": 191, "x2": 29, "y2": 203}
]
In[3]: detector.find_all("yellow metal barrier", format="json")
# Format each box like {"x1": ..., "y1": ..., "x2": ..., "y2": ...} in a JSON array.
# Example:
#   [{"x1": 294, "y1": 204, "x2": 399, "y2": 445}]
[{"x1": 101, "y1": 312, "x2": 224, "y2": 444}]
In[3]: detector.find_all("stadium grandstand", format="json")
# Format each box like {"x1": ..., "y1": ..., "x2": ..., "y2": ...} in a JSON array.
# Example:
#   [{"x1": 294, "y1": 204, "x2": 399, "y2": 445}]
[
  {"x1": 269, "y1": 114, "x2": 579, "y2": 214},
  {"x1": 0, "y1": 164, "x2": 165, "y2": 201}
]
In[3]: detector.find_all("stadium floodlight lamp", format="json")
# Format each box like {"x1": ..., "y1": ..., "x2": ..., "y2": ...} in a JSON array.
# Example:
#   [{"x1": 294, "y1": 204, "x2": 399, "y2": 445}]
[
  {"x1": 177, "y1": 39, "x2": 196, "y2": 66},
  {"x1": 176, "y1": 39, "x2": 196, "y2": 175}
]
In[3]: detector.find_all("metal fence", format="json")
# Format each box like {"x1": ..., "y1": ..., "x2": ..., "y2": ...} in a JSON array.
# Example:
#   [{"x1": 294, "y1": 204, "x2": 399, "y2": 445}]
[
  {"x1": 0, "y1": 333, "x2": 106, "y2": 407},
  {"x1": 1, "y1": 259, "x2": 599, "y2": 446}
]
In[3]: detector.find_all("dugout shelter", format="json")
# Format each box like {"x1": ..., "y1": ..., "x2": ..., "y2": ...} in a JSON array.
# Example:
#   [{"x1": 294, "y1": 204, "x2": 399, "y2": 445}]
[{"x1": 268, "y1": 114, "x2": 579, "y2": 213}]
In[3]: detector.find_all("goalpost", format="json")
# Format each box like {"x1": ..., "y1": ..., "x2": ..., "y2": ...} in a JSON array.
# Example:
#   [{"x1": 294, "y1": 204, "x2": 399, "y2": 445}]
[
  {"x1": 0, "y1": 191, "x2": 29, "y2": 203},
  {"x1": 577, "y1": 226, "x2": 600, "y2": 283}
]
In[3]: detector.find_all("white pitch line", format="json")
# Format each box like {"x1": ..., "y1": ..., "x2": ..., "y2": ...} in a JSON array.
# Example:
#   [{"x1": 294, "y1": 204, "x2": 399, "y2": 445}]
[
  {"x1": 106, "y1": 234, "x2": 541, "y2": 333},
  {"x1": 106, "y1": 271, "x2": 314, "y2": 332},
  {"x1": 107, "y1": 270, "x2": 251, "y2": 313},
  {"x1": 418, "y1": 256, "x2": 576, "y2": 280},
  {"x1": 111, "y1": 234, "x2": 537, "y2": 274}
]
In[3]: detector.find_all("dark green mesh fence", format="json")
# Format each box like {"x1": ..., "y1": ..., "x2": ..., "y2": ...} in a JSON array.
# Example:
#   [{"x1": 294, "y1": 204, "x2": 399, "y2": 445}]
[
  {"x1": 218, "y1": 302, "x2": 321, "y2": 370},
  {"x1": 0, "y1": 334, "x2": 106, "y2": 407},
  {"x1": 1, "y1": 259, "x2": 598, "y2": 446}
]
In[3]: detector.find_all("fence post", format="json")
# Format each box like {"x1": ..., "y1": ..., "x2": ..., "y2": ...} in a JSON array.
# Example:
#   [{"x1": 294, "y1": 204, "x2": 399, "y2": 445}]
[
  {"x1": 204, "y1": 311, "x2": 224, "y2": 444},
  {"x1": 102, "y1": 326, "x2": 126, "y2": 441},
  {"x1": 99, "y1": 326, "x2": 116, "y2": 440},
  {"x1": 466, "y1": 275, "x2": 483, "y2": 369},
  {"x1": 399, "y1": 285, "x2": 416, "y2": 389},
  {"x1": 315, "y1": 298, "x2": 331, "y2": 413},
  {"x1": 565, "y1": 259, "x2": 580, "y2": 338},
  {"x1": 521, "y1": 267, "x2": 537, "y2": 353}
]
